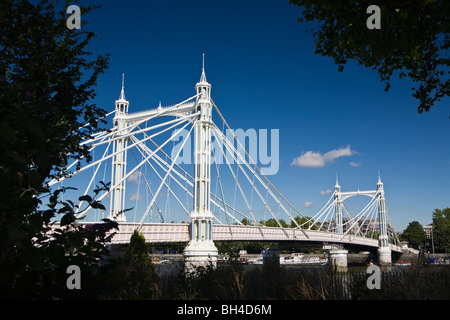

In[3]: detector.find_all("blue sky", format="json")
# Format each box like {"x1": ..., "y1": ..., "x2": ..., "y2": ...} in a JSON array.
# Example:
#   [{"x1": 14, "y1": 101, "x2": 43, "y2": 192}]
[{"x1": 68, "y1": 0, "x2": 449, "y2": 232}]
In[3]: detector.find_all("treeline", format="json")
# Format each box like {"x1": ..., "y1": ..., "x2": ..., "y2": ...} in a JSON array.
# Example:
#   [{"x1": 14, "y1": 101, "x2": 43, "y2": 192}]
[
  {"x1": 240, "y1": 216, "x2": 318, "y2": 229},
  {"x1": 399, "y1": 207, "x2": 450, "y2": 253}
]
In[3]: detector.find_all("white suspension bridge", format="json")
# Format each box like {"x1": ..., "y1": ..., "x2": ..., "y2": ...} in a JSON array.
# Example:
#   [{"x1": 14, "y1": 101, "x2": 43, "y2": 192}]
[{"x1": 48, "y1": 58, "x2": 402, "y2": 269}]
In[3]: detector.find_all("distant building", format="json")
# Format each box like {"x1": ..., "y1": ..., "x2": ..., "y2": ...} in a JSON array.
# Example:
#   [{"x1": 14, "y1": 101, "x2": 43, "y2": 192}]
[
  {"x1": 423, "y1": 225, "x2": 433, "y2": 239},
  {"x1": 400, "y1": 241, "x2": 419, "y2": 254},
  {"x1": 401, "y1": 241, "x2": 409, "y2": 250}
]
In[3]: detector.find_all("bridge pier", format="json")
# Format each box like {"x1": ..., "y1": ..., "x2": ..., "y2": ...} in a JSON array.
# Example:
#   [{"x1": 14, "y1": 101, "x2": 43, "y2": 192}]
[
  {"x1": 378, "y1": 247, "x2": 392, "y2": 267},
  {"x1": 183, "y1": 240, "x2": 218, "y2": 273},
  {"x1": 324, "y1": 244, "x2": 348, "y2": 272},
  {"x1": 328, "y1": 249, "x2": 348, "y2": 272},
  {"x1": 183, "y1": 217, "x2": 218, "y2": 273},
  {"x1": 262, "y1": 245, "x2": 280, "y2": 267}
]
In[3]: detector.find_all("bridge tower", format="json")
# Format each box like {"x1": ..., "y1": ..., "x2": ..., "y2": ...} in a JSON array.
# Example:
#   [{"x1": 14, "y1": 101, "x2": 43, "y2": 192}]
[
  {"x1": 183, "y1": 56, "x2": 219, "y2": 271},
  {"x1": 334, "y1": 175, "x2": 343, "y2": 234},
  {"x1": 376, "y1": 176, "x2": 391, "y2": 266},
  {"x1": 110, "y1": 74, "x2": 129, "y2": 221},
  {"x1": 332, "y1": 176, "x2": 393, "y2": 267}
]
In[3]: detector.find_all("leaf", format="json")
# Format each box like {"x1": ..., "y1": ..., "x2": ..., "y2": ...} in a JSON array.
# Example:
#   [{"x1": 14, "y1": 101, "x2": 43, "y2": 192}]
[
  {"x1": 58, "y1": 202, "x2": 73, "y2": 214},
  {"x1": 28, "y1": 170, "x2": 42, "y2": 188},
  {"x1": 90, "y1": 201, "x2": 105, "y2": 210},
  {"x1": 78, "y1": 195, "x2": 93, "y2": 202},
  {"x1": 60, "y1": 212, "x2": 76, "y2": 226},
  {"x1": 291, "y1": 0, "x2": 450, "y2": 115}
]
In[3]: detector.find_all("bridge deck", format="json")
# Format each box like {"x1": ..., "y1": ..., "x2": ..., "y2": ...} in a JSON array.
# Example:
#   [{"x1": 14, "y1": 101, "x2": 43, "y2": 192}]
[{"x1": 105, "y1": 222, "x2": 402, "y2": 253}]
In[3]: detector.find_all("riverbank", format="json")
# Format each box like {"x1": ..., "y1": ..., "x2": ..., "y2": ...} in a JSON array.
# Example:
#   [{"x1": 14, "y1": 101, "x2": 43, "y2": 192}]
[
  {"x1": 150, "y1": 252, "x2": 449, "y2": 266},
  {"x1": 152, "y1": 258, "x2": 450, "y2": 300}
]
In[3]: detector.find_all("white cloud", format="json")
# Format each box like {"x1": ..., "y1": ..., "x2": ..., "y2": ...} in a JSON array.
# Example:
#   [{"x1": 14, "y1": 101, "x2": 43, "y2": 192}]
[
  {"x1": 349, "y1": 161, "x2": 361, "y2": 167},
  {"x1": 304, "y1": 201, "x2": 313, "y2": 208},
  {"x1": 291, "y1": 145, "x2": 356, "y2": 168},
  {"x1": 129, "y1": 191, "x2": 141, "y2": 201},
  {"x1": 128, "y1": 171, "x2": 143, "y2": 184},
  {"x1": 291, "y1": 151, "x2": 325, "y2": 167},
  {"x1": 320, "y1": 189, "x2": 332, "y2": 195}
]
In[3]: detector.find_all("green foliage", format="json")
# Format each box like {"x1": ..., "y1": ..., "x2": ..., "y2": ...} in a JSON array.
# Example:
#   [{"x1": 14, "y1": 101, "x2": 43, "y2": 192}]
[
  {"x1": 0, "y1": 185, "x2": 118, "y2": 299},
  {"x1": 215, "y1": 240, "x2": 273, "y2": 254},
  {"x1": 101, "y1": 230, "x2": 158, "y2": 299},
  {"x1": 174, "y1": 260, "x2": 245, "y2": 300},
  {"x1": 0, "y1": 0, "x2": 111, "y2": 298},
  {"x1": 290, "y1": 0, "x2": 449, "y2": 114},
  {"x1": 0, "y1": 0, "x2": 109, "y2": 198},
  {"x1": 431, "y1": 207, "x2": 450, "y2": 253},
  {"x1": 400, "y1": 221, "x2": 427, "y2": 249},
  {"x1": 125, "y1": 230, "x2": 152, "y2": 262},
  {"x1": 290, "y1": 215, "x2": 318, "y2": 230},
  {"x1": 260, "y1": 218, "x2": 289, "y2": 227}
]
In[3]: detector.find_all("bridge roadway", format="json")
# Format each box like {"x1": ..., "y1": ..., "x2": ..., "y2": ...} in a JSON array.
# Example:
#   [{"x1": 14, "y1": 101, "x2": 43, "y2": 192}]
[{"x1": 103, "y1": 222, "x2": 402, "y2": 253}]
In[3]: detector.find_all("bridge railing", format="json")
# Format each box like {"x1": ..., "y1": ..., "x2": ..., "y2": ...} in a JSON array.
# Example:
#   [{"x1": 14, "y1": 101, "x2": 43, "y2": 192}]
[
  {"x1": 213, "y1": 225, "x2": 379, "y2": 246},
  {"x1": 103, "y1": 223, "x2": 401, "y2": 253},
  {"x1": 111, "y1": 222, "x2": 190, "y2": 244}
]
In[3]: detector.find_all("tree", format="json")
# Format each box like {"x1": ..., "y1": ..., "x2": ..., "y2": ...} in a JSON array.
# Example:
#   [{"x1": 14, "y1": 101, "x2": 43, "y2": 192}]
[
  {"x1": 431, "y1": 208, "x2": 450, "y2": 253},
  {"x1": 290, "y1": 0, "x2": 449, "y2": 115},
  {"x1": 290, "y1": 215, "x2": 318, "y2": 230},
  {"x1": 400, "y1": 221, "x2": 427, "y2": 250},
  {"x1": 99, "y1": 230, "x2": 159, "y2": 299},
  {"x1": 260, "y1": 218, "x2": 286, "y2": 227},
  {"x1": 0, "y1": 0, "x2": 111, "y2": 298}
]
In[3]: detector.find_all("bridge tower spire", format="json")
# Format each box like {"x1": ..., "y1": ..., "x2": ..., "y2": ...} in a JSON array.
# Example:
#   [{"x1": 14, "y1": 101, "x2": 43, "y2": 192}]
[
  {"x1": 376, "y1": 174, "x2": 391, "y2": 265},
  {"x1": 110, "y1": 74, "x2": 129, "y2": 221},
  {"x1": 184, "y1": 55, "x2": 218, "y2": 271},
  {"x1": 334, "y1": 174, "x2": 343, "y2": 234}
]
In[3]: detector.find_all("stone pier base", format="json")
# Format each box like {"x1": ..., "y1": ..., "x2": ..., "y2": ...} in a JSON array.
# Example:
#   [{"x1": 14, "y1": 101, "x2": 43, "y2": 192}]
[
  {"x1": 378, "y1": 247, "x2": 392, "y2": 267},
  {"x1": 262, "y1": 245, "x2": 280, "y2": 267},
  {"x1": 183, "y1": 240, "x2": 218, "y2": 274},
  {"x1": 328, "y1": 249, "x2": 348, "y2": 272}
]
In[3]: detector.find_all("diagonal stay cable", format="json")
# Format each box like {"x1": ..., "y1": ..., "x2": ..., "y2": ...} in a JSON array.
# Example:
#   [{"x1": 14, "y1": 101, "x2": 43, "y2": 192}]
[
  {"x1": 77, "y1": 117, "x2": 195, "y2": 219},
  {"x1": 211, "y1": 128, "x2": 265, "y2": 237},
  {"x1": 137, "y1": 121, "x2": 195, "y2": 229},
  {"x1": 212, "y1": 99, "x2": 308, "y2": 222}
]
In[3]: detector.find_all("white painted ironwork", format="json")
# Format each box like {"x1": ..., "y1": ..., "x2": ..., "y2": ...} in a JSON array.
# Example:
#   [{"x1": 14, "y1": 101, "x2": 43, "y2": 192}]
[
  {"x1": 92, "y1": 222, "x2": 401, "y2": 253},
  {"x1": 184, "y1": 56, "x2": 218, "y2": 269},
  {"x1": 47, "y1": 58, "x2": 402, "y2": 262}
]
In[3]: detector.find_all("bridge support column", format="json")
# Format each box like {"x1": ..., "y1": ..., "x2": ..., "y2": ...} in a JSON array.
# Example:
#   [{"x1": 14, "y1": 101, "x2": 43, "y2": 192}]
[
  {"x1": 110, "y1": 76, "x2": 129, "y2": 222},
  {"x1": 326, "y1": 246, "x2": 348, "y2": 272},
  {"x1": 377, "y1": 177, "x2": 392, "y2": 267},
  {"x1": 262, "y1": 245, "x2": 280, "y2": 268},
  {"x1": 183, "y1": 65, "x2": 218, "y2": 273},
  {"x1": 334, "y1": 178, "x2": 343, "y2": 234},
  {"x1": 184, "y1": 217, "x2": 218, "y2": 273}
]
